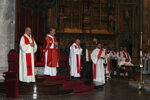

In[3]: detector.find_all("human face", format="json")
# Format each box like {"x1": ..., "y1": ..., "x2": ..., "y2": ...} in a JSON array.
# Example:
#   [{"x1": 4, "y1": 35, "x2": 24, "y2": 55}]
[
  {"x1": 76, "y1": 39, "x2": 80, "y2": 45},
  {"x1": 50, "y1": 29, "x2": 56, "y2": 36},
  {"x1": 25, "y1": 27, "x2": 31, "y2": 36},
  {"x1": 97, "y1": 44, "x2": 102, "y2": 49}
]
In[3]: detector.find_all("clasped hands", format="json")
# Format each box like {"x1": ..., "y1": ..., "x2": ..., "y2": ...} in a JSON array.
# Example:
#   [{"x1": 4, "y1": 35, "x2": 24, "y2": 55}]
[
  {"x1": 30, "y1": 42, "x2": 34, "y2": 47},
  {"x1": 98, "y1": 56, "x2": 105, "y2": 59}
]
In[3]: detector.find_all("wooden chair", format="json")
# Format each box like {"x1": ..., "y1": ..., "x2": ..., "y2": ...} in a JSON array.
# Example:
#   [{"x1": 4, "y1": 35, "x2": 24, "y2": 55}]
[
  {"x1": 3, "y1": 50, "x2": 19, "y2": 81},
  {"x1": 3, "y1": 49, "x2": 19, "y2": 98}
]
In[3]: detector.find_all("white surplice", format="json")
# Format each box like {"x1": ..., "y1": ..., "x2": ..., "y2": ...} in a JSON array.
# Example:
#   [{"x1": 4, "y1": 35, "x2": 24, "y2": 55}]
[
  {"x1": 110, "y1": 51, "x2": 118, "y2": 60},
  {"x1": 119, "y1": 51, "x2": 133, "y2": 66},
  {"x1": 91, "y1": 48, "x2": 105, "y2": 84},
  {"x1": 105, "y1": 53, "x2": 111, "y2": 76},
  {"x1": 69, "y1": 43, "x2": 82, "y2": 77},
  {"x1": 19, "y1": 33, "x2": 37, "y2": 83},
  {"x1": 117, "y1": 51, "x2": 124, "y2": 66}
]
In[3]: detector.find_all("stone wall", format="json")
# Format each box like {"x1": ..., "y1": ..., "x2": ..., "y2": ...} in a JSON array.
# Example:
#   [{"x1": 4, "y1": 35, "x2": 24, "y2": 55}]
[
  {"x1": 0, "y1": 0, "x2": 16, "y2": 78},
  {"x1": 56, "y1": 33, "x2": 116, "y2": 60}
]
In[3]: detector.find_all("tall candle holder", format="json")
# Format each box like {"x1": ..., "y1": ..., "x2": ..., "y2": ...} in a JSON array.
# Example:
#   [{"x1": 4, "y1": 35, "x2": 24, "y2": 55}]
[{"x1": 138, "y1": 32, "x2": 144, "y2": 89}]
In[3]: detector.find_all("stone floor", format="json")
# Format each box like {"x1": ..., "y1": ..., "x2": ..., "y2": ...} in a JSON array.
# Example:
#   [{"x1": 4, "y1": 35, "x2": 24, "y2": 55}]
[{"x1": 1, "y1": 78, "x2": 150, "y2": 100}]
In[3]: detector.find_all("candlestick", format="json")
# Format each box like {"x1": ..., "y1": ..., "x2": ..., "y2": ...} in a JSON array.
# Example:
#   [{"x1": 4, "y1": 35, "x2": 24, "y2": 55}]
[
  {"x1": 138, "y1": 32, "x2": 144, "y2": 90},
  {"x1": 140, "y1": 32, "x2": 143, "y2": 67}
]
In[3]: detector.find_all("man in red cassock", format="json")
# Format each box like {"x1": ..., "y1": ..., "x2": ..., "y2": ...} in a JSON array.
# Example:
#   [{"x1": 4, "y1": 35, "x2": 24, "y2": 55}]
[{"x1": 43, "y1": 28, "x2": 59, "y2": 76}]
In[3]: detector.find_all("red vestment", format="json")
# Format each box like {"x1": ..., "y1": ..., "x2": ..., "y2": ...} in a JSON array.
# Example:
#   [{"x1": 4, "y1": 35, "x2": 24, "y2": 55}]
[{"x1": 43, "y1": 35, "x2": 59, "y2": 67}]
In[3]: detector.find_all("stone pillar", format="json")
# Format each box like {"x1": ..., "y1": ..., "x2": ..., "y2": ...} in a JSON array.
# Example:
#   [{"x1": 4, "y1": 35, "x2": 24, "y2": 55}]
[{"x1": 0, "y1": 0, "x2": 16, "y2": 79}]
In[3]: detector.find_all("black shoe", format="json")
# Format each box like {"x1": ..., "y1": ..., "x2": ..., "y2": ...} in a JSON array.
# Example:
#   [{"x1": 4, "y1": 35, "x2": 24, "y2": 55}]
[
  {"x1": 45, "y1": 75, "x2": 50, "y2": 77},
  {"x1": 74, "y1": 77, "x2": 80, "y2": 80},
  {"x1": 69, "y1": 76, "x2": 74, "y2": 80}
]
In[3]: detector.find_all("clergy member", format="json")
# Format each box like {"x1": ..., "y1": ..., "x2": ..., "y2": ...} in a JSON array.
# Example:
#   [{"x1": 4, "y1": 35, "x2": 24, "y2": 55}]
[
  {"x1": 19, "y1": 27, "x2": 37, "y2": 83},
  {"x1": 143, "y1": 51, "x2": 150, "y2": 74},
  {"x1": 91, "y1": 43, "x2": 106, "y2": 84},
  {"x1": 43, "y1": 28, "x2": 59, "y2": 76},
  {"x1": 142, "y1": 51, "x2": 148, "y2": 74},
  {"x1": 117, "y1": 46, "x2": 124, "y2": 66},
  {"x1": 105, "y1": 49, "x2": 111, "y2": 79},
  {"x1": 69, "y1": 39, "x2": 82, "y2": 79},
  {"x1": 119, "y1": 47, "x2": 133, "y2": 66}
]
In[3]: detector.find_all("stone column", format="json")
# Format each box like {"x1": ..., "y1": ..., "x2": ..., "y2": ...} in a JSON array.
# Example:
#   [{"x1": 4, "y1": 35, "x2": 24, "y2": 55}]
[{"x1": 0, "y1": 0, "x2": 16, "y2": 79}]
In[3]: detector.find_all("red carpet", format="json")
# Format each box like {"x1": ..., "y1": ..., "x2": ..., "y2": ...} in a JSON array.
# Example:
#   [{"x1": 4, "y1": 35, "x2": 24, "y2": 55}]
[
  {"x1": 37, "y1": 75, "x2": 95, "y2": 93},
  {"x1": 36, "y1": 75, "x2": 47, "y2": 79},
  {"x1": 36, "y1": 75, "x2": 68, "y2": 85},
  {"x1": 45, "y1": 76, "x2": 69, "y2": 81},
  {"x1": 62, "y1": 80, "x2": 94, "y2": 93},
  {"x1": 45, "y1": 80, "x2": 67, "y2": 85},
  {"x1": 63, "y1": 80, "x2": 84, "y2": 88}
]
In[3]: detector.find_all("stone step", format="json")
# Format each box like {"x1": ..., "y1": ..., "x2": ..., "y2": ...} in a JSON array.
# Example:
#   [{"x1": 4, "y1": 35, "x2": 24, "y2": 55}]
[{"x1": 0, "y1": 79, "x2": 104, "y2": 96}]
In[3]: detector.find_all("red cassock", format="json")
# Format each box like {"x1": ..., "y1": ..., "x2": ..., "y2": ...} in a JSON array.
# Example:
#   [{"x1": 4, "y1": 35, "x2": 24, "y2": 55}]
[{"x1": 43, "y1": 35, "x2": 59, "y2": 67}]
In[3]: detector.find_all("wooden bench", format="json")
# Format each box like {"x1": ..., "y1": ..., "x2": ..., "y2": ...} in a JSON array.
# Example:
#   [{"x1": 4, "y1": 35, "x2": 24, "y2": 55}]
[{"x1": 117, "y1": 65, "x2": 140, "y2": 80}]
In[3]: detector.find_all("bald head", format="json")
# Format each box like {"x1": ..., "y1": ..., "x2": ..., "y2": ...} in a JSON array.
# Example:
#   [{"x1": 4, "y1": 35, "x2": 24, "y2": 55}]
[
  {"x1": 75, "y1": 39, "x2": 80, "y2": 46},
  {"x1": 25, "y1": 27, "x2": 31, "y2": 36}
]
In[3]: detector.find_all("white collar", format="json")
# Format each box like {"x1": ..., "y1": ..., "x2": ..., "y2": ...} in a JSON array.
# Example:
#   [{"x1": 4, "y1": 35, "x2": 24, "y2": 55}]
[
  {"x1": 73, "y1": 43, "x2": 77, "y2": 45},
  {"x1": 47, "y1": 34, "x2": 54, "y2": 38},
  {"x1": 24, "y1": 33, "x2": 31, "y2": 38}
]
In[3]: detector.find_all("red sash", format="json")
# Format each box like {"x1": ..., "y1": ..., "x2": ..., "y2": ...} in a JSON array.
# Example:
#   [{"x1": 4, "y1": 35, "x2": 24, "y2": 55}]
[
  {"x1": 93, "y1": 64, "x2": 96, "y2": 79},
  {"x1": 123, "y1": 52, "x2": 130, "y2": 60},
  {"x1": 98, "y1": 49, "x2": 103, "y2": 57},
  {"x1": 76, "y1": 54, "x2": 81, "y2": 73},
  {"x1": 24, "y1": 35, "x2": 34, "y2": 76},
  {"x1": 93, "y1": 49, "x2": 103, "y2": 79},
  {"x1": 123, "y1": 52, "x2": 127, "y2": 58},
  {"x1": 74, "y1": 44, "x2": 81, "y2": 73},
  {"x1": 118, "y1": 51, "x2": 121, "y2": 57}
]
